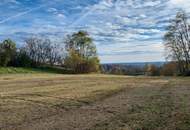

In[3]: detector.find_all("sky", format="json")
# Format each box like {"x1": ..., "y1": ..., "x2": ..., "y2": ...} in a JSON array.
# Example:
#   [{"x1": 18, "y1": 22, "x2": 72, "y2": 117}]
[{"x1": 0, "y1": 0, "x2": 190, "y2": 63}]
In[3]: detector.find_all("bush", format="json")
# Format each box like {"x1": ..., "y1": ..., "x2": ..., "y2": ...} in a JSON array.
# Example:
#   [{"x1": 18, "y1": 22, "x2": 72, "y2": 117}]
[
  {"x1": 64, "y1": 51, "x2": 100, "y2": 73},
  {"x1": 145, "y1": 64, "x2": 160, "y2": 76},
  {"x1": 160, "y1": 62, "x2": 178, "y2": 76}
]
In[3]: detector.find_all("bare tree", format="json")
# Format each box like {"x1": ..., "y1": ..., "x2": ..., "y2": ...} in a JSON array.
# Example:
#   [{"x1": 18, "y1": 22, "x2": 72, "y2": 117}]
[
  {"x1": 164, "y1": 11, "x2": 190, "y2": 75},
  {"x1": 48, "y1": 43, "x2": 64, "y2": 65},
  {"x1": 24, "y1": 37, "x2": 64, "y2": 66}
]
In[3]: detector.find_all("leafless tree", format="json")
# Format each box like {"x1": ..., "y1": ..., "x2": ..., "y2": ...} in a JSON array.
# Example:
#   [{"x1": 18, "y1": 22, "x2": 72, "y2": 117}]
[
  {"x1": 164, "y1": 11, "x2": 190, "y2": 75},
  {"x1": 24, "y1": 37, "x2": 64, "y2": 66}
]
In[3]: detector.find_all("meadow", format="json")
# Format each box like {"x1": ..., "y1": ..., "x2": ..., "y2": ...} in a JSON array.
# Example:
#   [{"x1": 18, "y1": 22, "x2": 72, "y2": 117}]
[{"x1": 0, "y1": 74, "x2": 190, "y2": 130}]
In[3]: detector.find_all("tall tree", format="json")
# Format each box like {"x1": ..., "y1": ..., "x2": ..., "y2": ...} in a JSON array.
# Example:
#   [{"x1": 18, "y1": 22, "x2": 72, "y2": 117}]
[
  {"x1": 65, "y1": 31, "x2": 97, "y2": 58},
  {"x1": 64, "y1": 31, "x2": 100, "y2": 73},
  {"x1": 0, "y1": 39, "x2": 16, "y2": 66},
  {"x1": 164, "y1": 11, "x2": 190, "y2": 75}
]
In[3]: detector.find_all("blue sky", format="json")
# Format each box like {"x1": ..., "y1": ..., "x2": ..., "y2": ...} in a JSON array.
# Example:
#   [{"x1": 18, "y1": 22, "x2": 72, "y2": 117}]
[{"x1": 0, "y1": 0, "x2": 190, "y2": 63}]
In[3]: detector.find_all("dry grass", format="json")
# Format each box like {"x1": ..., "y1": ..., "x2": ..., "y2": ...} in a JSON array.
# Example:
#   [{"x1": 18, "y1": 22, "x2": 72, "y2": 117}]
[
  {"x1": 0, "y1": 74, "x2": 190, "y2": 130},
  {"x1": 90, "y1": 77, "x2": 190, "y2": 130}
]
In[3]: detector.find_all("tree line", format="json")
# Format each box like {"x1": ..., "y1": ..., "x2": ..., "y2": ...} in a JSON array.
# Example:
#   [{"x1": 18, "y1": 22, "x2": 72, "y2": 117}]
[
  {"x1": 101, "y1": 62, "x2": 178, "y2": 76},
  {"x1": 0, "y1": 31, "x2": 100, "y2": 73}
]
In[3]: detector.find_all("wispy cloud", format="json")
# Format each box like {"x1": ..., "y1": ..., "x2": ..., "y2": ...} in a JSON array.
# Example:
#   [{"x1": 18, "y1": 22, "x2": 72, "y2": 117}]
[
  {"x1": 0, "y1": 6, "x2": 44, "y2": 24},
  {"x1": 0, "y1": 0, "x2": 58, "y2": 24}
]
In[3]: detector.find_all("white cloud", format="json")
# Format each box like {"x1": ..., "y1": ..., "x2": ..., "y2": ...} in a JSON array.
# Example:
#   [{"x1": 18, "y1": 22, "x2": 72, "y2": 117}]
[
  {"x1": 169, "y1": 0, "x2": 190, "y2": 12},
  {"x1": 57, "y1": 13, "x2": 66, "y2": 18},
  {"x1": 143, "y1": 1, "x2": 161, "y2": 7},
  {"x1": 170, "y1": 0, "x2": 188, "y2": 4},
  {"x1": 47, "y1": 8, "x2": 58, "y2": 13}
]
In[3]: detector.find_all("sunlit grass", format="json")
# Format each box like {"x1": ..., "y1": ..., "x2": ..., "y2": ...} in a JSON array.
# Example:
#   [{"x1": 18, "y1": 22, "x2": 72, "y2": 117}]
[{"x1": 0, "y1": 74, "x2": 190, "y2": 129}]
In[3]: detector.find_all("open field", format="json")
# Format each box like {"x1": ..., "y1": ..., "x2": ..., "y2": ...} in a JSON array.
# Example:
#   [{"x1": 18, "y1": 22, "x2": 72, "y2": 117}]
[{"x1": 0, "y1": 74, "x2": 190, "y2": 130}]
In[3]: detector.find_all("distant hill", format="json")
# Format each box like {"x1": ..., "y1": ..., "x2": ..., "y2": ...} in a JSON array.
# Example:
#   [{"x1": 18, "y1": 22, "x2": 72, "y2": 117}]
[
  {"x1": 101, "y1": 62, "x2": 166, "y2": 75},
  {"x1": 102, "y1": 62, "x2": 166, "y2": 68}
]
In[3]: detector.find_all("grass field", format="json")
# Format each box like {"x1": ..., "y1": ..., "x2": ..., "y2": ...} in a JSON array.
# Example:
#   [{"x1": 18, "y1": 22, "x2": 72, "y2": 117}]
[
  {"x1": 0, "y1": 74, "x2": 190, "y2": 130},
  {"x1": 0, "y1": 67, "x2": 72, "y2": 74}
]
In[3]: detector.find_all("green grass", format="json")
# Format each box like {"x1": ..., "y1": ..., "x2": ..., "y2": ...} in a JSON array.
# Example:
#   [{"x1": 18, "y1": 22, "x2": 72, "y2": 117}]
[
  {"x1": 0, "y1": 66, "x2": 72, "y2": 74},
  {"x1": 0, "y1": 67, "x2": 39, "y2": 74}
]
